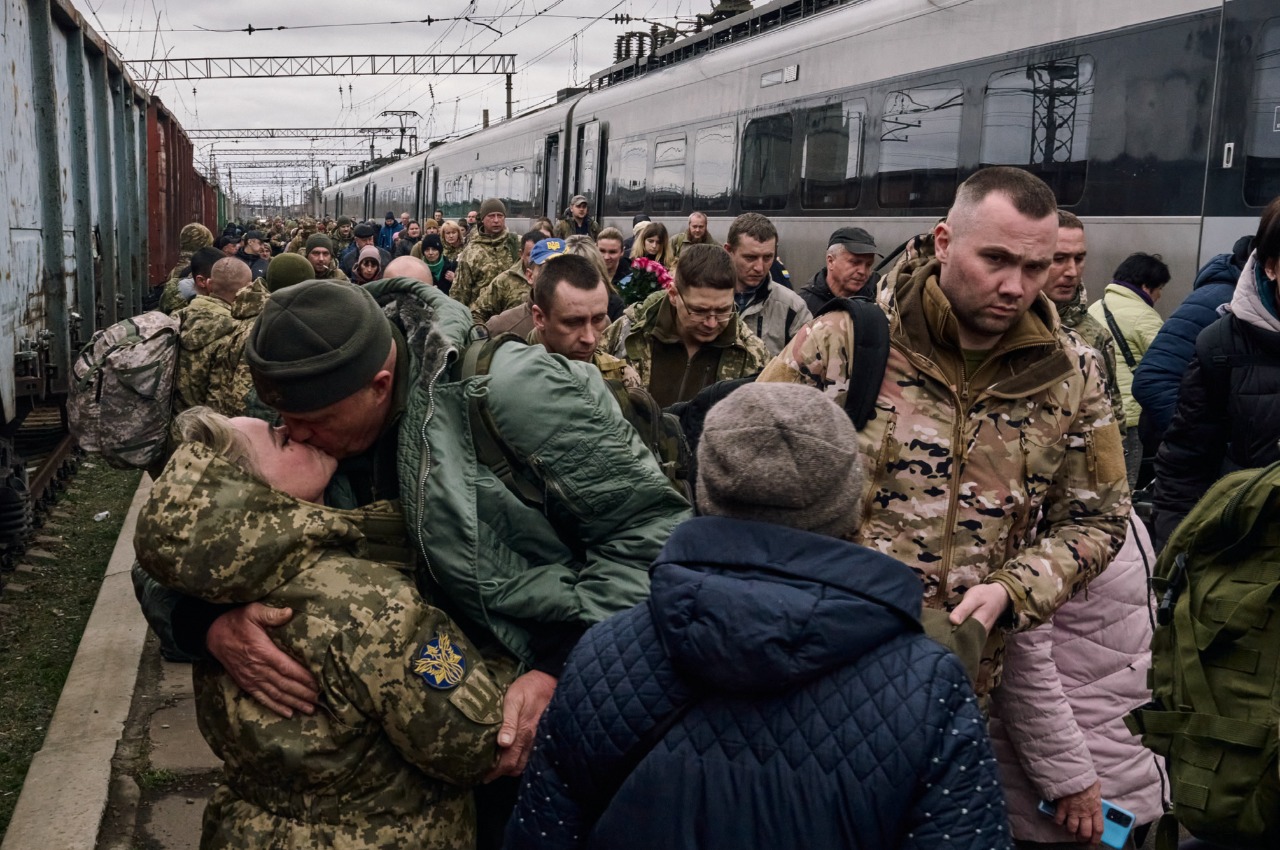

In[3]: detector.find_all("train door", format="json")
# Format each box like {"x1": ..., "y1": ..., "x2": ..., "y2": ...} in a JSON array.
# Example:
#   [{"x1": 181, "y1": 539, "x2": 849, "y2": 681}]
[
  {"x1": 413, "y1": 170, "x2": 424, "y2": 221},
  {"x1": 542, "y1": 133, "x2": 562, "y2": 221},
  {"x1": 574, "y1": 120, "x2": 603, "y2": 219},
  {"x1": 427, "y1": 165, "x2": 439, "y2": 218}
]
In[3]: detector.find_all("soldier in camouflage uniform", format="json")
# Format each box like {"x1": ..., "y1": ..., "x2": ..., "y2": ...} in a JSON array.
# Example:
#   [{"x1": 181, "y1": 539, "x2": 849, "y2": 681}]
[
  {"x1": 758, "y1": 167, "x2": 1129, "y2": 698},
  {"x1": 136, "y1": 411, "x2": 513, "y2": 850},
  {"x1": 286, "y1": 219, "x2": 318, "y2": 255},
  {"x1": 159, "y1": 222, "x2": 215, "y2": 314},
  {"x1": 451, "y1": 198, "x2": 521, "y2": 308},
  {"x1": 330, "y1": 215, "x2": 356, "y2": 260},
  {"x1": 1043, "y1": 211, "x2": 1128, "y2": 436},
  {"x1": 471, "y1": 231, "x2": 541, "y2": 324},
  {"x1": 601, "y1": 244, "x2": 769, "y2": 407}
]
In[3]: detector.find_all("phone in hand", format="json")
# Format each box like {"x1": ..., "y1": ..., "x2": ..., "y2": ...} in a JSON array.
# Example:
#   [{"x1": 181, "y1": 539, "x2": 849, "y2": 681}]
[{"x1": 1037, "y1": 798, "x2": 1136, "y2": 849}]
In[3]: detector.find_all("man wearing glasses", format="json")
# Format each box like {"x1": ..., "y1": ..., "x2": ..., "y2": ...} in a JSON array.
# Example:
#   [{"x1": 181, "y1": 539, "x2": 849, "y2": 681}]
[{"x1": 601, "y1": 243, "x2": 769, "y2": 407}]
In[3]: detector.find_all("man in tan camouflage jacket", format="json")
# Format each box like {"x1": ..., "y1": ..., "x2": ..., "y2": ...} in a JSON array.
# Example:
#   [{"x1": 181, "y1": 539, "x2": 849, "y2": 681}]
[{"x1": 759, "y1": 166, "x2": 1130, "y2": 698}]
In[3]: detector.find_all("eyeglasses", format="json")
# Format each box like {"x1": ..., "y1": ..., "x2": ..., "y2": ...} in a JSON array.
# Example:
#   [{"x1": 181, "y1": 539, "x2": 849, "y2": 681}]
[{"x1": 675, "y1": 291, "x2": 735, "y2": 323}]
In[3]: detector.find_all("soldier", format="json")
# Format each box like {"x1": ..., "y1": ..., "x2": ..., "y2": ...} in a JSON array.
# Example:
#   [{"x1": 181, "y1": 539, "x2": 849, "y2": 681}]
[
  {"x1": 759, "y1": 166, "x2": 1129, "y2": 699},
  {"x1": 671, "y1": 211, "x2": 715, "y2": 259},
  {"x1": 531, "y1": 254, "x2": 640, "y2": 387},
  {"x1": 452, "y1": 198, "x2": 521, "y2": 308},
  {"x1": 159, "y1": 222, "x2": 215, "y2": 314},
  {"x1": 138, "y1": 407, "x2": 513, "y2": 850},
  {"x1": 304, "y1": 234, "x2": 350, "y2": 282},
  {"x1": 331, "y1": 215, "x2": 355, "y2": 259},
  {"x1": 725, "y1": 213, "x2": 812, "y2": 357},
  {"x1": 601, "y1": 243, "x2": 769, "y2": 407},
  {"x1": 470, "y1": 230, "x2": 542, "y2": 325},
  {"x1": 553, "y1": 194, "x2": 600, "y2": 240},
  {"x1": 1042, "y1": 211, "x2": 1127, "y2": 436}
]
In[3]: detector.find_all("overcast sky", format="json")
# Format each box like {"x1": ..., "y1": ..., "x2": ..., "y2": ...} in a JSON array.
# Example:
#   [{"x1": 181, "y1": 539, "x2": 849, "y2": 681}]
[{"x1": 72, "y1": 0, "x2": 697, "y2": 188}]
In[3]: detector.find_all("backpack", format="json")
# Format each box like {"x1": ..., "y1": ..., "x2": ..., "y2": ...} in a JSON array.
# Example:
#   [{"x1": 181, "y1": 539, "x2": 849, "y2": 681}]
[
  {"x1": 67, "y1": 311, "x2": 180, "y2": 469},
  {"x1": 1126, "y1": 460, "x2": 1280, "y2": 848},
  {"x1": 457, "y1": 334, "x2": 694, "y2": 506}
]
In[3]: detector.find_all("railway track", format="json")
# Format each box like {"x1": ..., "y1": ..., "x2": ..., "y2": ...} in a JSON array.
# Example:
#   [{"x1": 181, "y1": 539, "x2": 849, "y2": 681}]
[{"x1": 0, "y1": 405, "x2": 80, "y2": 581}]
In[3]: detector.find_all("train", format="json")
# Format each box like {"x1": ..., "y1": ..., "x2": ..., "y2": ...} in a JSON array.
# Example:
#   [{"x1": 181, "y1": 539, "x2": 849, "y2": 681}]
[
  {"x1": 322, "y1": 0, "x2": 1279, "y2": 312},
  {"x1": 1, "y1": 0, "x2": 218, "y2": 562}
]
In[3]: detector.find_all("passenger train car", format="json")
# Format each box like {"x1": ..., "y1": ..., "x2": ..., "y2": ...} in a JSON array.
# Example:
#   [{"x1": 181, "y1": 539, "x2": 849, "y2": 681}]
[{"x1": 324, "y1": 0, "x2": 1280, "y2": 310}]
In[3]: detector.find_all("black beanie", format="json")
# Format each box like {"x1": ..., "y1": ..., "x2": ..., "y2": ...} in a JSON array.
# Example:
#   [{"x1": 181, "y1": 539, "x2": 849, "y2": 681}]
[{"x1": 245, "y1": 280, "x2": 392, "y2": 413}]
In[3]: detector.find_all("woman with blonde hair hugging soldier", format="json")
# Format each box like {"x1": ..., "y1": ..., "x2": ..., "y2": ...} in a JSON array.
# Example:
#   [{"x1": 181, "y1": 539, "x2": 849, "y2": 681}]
[{"x1": 136, "y1": 406, "x2": 514, "y2": 850}]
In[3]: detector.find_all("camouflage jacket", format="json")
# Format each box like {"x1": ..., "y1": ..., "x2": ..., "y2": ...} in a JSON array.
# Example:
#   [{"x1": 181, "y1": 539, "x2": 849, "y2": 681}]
[
  {"x1": 173, "y1": 281, "x2": 269, "y2": 419},
  {"x1": 471, "y1": 262, "x2": 530, "y2": 325},
  {"x1": 1056, "y1": 286, "x2": 1128, "y2": 436},
  {"x1": 600, "y1": 290, "x2": 769, "y2": 404},
  {"x1": 331, "y1": 234, "x2": 355, "y2": 259},
  {"x1": 160, "y1": 253, "x2": 195, "y2": 315},
  {"x1": 135, "y1": 443, "x2": 513, "y2": 850},
  {"x1": 451, "y1": 230, "x2": 520, "y2": 308},
  {"x1": 758, "y1": 259, "x2": 1129, "y2": 696}
]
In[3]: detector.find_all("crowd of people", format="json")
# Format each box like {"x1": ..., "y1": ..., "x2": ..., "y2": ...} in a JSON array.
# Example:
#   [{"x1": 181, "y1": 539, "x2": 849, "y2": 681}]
[{"x1": 132, "y1": 169, "x2": 1280, "y2": 850}]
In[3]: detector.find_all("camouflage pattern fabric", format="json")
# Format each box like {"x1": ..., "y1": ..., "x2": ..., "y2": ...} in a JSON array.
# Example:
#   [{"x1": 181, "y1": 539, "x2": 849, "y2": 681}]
[
  {"x1": 758, "y1": 259, "x2": 1129, "y2": 697},
  {"x1": 600, "y1": 289, "x2": 769, "y2": 391},
  {"x1": 160, "y1": 253, "x2": 194, "y2": 315},
  {"x1": 671, "y1": 231, "x2": 715, "y2": 260},
  {"x1": 1056, "y1": 285, "x2": 1128, "y2": 436},
  {"x1": 331, "y1": 234, "x2": 355, "y2": 260},
  {"x1": 135, "y1": 443, "x2": 514, "y2": 850},
  {"x1": 173, "y1": 281, "x2": 269, "y2": 420},
  {"x1": 451, "y1": 230, "x2": 520, "y2": 308},
  {"x1": 470, "y1": 262, "x2": 529, "y2": 325}
]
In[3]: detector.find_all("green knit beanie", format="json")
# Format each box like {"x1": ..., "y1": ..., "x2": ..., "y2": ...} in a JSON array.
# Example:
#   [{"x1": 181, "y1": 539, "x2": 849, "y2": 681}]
[
  {"x1": 264, "y1": 252, "x2": 315, "y2": 293},
  {"x1": 305, "y1": 233, "x2": 335, "y2": 255},
  {"x1": 245, "y1": 280, "x2": 392, "y2": 413}
]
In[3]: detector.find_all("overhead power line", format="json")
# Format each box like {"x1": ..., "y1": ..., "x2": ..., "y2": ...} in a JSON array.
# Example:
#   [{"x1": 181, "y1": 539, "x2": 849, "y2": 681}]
[
  {"x1": 125, "y1": 54, "x2": 516, "y2": 81},
  {"x1": 189, "y1": 127, "x2": 401, "y2": 140}
]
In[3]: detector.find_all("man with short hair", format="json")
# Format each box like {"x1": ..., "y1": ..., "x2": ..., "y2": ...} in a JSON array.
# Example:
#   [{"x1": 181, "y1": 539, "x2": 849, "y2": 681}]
[
  {"x1": 596, "y1": 227, "x2": 631, "y2": 289},
  {"x1": 452, "y1": 198, "x2": 521, "y2": 308},
  {"x1": 601, "y1": 243, "x2": 769, "y2": 407},
  {"x1": 383, "y1": 255, "x2": 434, "y2": 285},
  {"x1": 531, "y1": 254, "x2": 639, "y2": 387},
  {"x1": 554, "y1": 195, "x2": 600, "y2": 240},
  {"x1": 725, "y1": 213, "x2": 812, "y2": 357},
  {"x1": 1041, "y1": 212, "x2": 1126, "y2": 435},
  {"x1": 799, "y1": 227, "x2": 881, "y2": 312},
  {"x1": 471, "y1": 231, "x2": 544, "y2": 325},
  {"x1": 672, "y1": 212, "x2": 714, "y2": 258},
  {"x1": 331, "y1": 216, "x2": 355, "y2": 259},
  {"x1": 433, "y1": 209, "x2": 445, "y2": 227},
  {"x1": 377, "y1": 211, "x2": 402, "y2": 251},
  {"x1": 465, "y1": 209, "x2": 479, "y2": 233},
  {"x1": 759, "y1": 166, "x2": 1129, "y2": 700},
  {"x1": 304, "y1": 234, "x2": 350, "y2": 282},
  {"x1": 340, "y1": 222, "x2": 390, "y2": 279}
]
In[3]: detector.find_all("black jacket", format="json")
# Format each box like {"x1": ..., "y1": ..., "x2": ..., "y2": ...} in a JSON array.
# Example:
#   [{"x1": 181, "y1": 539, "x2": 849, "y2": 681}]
[
  {"x1": 798, "y1": 267, "x2": 877, "y2": 313},
  {"x1": 1153, "y1": 311, "x2": 1280, "y2": 545},
  {"x1": 506, "y1": 516, "x2": 1009, "y2": 850}
]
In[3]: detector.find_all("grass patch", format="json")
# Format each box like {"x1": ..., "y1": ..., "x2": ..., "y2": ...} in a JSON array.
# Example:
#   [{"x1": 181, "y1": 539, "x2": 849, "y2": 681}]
[
  {"x1": 0, "y1": 460, "x2": 142, "y2": 836},
  {"x1": 137, "y1": 767, "x2": 177, "y2": 790}
]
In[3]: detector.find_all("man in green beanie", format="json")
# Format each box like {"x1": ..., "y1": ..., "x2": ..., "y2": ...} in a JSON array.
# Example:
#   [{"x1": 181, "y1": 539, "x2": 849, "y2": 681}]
[
  {"x1": 264, "y1": 251, "x2": 315, "y2": 293},
  {"x1": 451, "y1": 198, "x2": 521, "y2": 308},
  {"x1": 136, "y1": 275, "x2": 691, "y2": 839},
  {"x1": 304, "y1": 233, "x2": 349, "y2": 282}
]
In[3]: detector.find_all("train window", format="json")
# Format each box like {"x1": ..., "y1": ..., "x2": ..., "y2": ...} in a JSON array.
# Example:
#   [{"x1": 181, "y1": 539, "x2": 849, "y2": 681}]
[
  {"x1": 1245, "y1": 19, "x2": 1280, "y2": 207},
  {"x1": 740, "y1": 114, "x2": 793, "y2": 210},
  {"x1": 693, "y1": 123, "x2": 735, "y2": 211},
  {"x1": 801, "y1": 99, "x2": 866, "y2": 209},
  {"x1": 618, "y1": 140, "x2": 648, "y2": 212},
  {"x1": 576, "y1": 121, "x2": 601, "y2": 206},
  {"x1": 652, "y1": 135, "x2": 686, "y2": 212},
  {"x1": 878, "y1": 83, "x2": 963, "y2": 208},
  {"x1": 980, "y1": 56, "x2": 1094, "y2": 205}
]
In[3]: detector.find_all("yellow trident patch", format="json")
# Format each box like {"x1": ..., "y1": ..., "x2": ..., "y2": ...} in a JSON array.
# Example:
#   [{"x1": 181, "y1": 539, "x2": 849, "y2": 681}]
[{"x1": 413, "y1": 633, "x2": 467, "y2": 690}]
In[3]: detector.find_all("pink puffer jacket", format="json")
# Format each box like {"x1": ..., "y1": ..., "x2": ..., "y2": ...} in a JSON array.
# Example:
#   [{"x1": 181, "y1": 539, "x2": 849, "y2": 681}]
[{"x1": 989, "y1": 510, "x2": 1166, "y2": 840}]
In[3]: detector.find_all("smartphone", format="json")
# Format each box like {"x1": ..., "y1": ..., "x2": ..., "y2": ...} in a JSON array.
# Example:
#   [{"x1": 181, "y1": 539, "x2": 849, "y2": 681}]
[{"x1": 1037, "y1": 799, "x2": 1136, "y2": 849}]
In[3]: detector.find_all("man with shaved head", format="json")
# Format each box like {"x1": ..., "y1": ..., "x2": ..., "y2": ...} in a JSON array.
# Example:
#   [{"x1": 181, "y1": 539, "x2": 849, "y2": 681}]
[{"x1": 760, "y1": 166, "x2": 1129, "y2": 702}]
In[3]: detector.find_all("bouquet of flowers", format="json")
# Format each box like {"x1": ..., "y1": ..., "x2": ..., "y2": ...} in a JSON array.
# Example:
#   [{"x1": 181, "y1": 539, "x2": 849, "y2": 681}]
[{"x1": 618, "y1": 257, "x2": 673, "y2": 306}]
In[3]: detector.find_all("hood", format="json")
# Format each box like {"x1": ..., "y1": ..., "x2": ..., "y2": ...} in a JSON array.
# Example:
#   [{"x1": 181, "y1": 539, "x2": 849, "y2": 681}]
[
  {"x1": 364, "y1": 275, "x2": 478, "y2": 394},
  {"x1": 1193, "y1": 252, "x2": 1245, "y2": 291},
  {"x1": 649, "y1": 516, "x2": 922, "y2": 694},
  {"x1": 136, "y1": 442, "x2": 403, "y2": 603},
  {"x1": 1227, "y1": 253, "x2": 1280, "y2": 334},
  {"x1": 1054, "y1": 282, "x2": 1089, "y2": 327}
]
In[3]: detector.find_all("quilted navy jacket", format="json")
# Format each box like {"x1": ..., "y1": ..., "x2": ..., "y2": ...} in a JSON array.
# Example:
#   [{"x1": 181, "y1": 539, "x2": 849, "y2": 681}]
[
  {"x1": 506, "y1": 516, "x2": 1011, "y2": 850},
  {"x1": 1131, "y1": 252, "x2": 1243, "y2": 434}
]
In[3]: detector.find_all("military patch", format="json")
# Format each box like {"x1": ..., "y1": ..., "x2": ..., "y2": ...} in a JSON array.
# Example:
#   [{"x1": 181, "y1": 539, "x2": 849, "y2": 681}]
[{"x1": 412, "y1": 633, "x2": 467, "y2": 690}]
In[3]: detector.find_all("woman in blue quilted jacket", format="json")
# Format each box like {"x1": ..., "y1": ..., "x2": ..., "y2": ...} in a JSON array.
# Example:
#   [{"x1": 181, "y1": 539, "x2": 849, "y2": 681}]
[{"x1": 506, "y1": 383, "x2": 1011, "y2": 850}]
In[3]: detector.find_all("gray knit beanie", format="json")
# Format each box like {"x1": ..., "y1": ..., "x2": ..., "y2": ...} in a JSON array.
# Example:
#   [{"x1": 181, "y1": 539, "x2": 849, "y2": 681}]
[
  {"x1": 696, "y1": 383, "x2": 865, "y2": 539},
  {"x1": 245, "y1": 280, "x2": 392, "y2": 413}
]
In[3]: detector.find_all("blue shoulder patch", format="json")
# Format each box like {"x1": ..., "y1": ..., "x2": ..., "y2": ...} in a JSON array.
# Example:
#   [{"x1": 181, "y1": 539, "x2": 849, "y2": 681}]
[{"x1": 412, "y1": 633, "x2": 467, "y2": 690}]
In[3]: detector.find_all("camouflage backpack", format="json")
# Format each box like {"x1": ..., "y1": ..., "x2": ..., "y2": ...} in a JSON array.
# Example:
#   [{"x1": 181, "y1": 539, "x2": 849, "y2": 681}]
[
  {"x1": 457, "y1": 334, "x2": 693, "y2": 506},
  {"x1": 68, "y1": 311, "x2": 180, "y2": 469},
  {"x1": 1126, "y1": 461, "x2": 1280, "y2": 848}
]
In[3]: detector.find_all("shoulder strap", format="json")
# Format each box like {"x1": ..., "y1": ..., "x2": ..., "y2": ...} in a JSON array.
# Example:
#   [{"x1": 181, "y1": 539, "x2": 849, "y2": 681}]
[
  {"x1": 1101, "y1": 297, "x2": 1138, "y2": 369},
  {"x1": 816, "y1": 297, "x2": 890, "y2": 430},
  {"x1": 458, "y1": 334, "x2": 545, "y2": 508}
]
